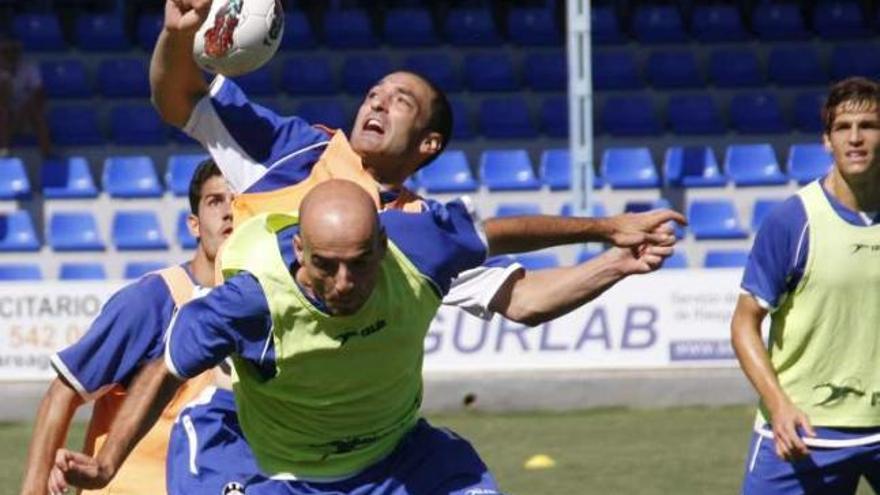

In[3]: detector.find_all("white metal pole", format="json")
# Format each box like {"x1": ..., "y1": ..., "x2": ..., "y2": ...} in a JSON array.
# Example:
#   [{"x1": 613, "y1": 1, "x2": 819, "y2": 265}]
[{"x1": 566, "y1": 0, "x2": 593, "y2": 217}]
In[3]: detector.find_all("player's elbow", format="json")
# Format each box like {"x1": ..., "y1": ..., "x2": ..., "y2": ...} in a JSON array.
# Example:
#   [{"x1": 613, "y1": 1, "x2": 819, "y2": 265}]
[{"x1": 501, "y1": 304, "x2": 548, "y2": 327}]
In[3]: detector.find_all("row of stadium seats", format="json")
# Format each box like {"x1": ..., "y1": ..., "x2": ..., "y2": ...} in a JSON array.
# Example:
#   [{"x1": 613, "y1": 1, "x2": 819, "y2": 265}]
[{"x1": 0, "y1": 142, "x2": 829, "y2": 200}]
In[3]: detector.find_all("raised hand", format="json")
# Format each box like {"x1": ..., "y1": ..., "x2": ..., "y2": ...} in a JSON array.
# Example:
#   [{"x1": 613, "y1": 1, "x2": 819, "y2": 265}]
[
  {"x1": 165, "y1": 0, "x2": 213, "y2": 33},
  {"x1": 605, "y1": 209, "x2": 687, "y2": 248}
]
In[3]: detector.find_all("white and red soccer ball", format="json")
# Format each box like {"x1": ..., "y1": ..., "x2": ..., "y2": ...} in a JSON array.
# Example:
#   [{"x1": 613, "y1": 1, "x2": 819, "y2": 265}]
[{"x1": 193, "y1": 0, "x2": 284, "y2": 77}]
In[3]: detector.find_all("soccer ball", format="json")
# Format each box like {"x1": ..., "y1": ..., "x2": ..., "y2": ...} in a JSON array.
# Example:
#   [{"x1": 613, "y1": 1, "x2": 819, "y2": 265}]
[{"x1": 193, "y1": 0, "x2": 284, "y2": 77}]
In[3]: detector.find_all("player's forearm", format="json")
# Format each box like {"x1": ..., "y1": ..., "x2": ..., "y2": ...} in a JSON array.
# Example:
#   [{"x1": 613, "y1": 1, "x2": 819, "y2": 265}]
[
  {"x1": 731, "y1": 298, "x2": 790, "y2": 413},
  {"x1": 19, "y1": 378, "x2": 83, "y2": 495},
  {"x1": 149, "y1": 28, "x2": 208, "y2": 128},
  {"x1": 483, "y1": 216, "x2": 611, "y2": 256}
]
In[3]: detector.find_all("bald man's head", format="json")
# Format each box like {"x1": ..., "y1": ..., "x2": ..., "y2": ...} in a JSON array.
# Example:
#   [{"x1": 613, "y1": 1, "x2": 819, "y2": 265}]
[{"x1": 294, "y1": 180, "x2": 387, "y2": 315}]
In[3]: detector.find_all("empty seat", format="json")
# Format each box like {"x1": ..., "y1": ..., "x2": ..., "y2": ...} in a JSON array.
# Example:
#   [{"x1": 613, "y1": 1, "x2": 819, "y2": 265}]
[
  {"x1": 704, "y1": 249, "x2": 749, "y2": 268},
  {"x1": 667, "y1": 94, "x2": 724, "y2": 135},
  {"x1": 136, "y1": 13, "x2": 163, "y2": 51},
  {"x1": 444, "y1": 8, "x2": 500, "y2": 46},
  {"x1": 508, "y1": 8, "x2": 560, "y2": 46},
  {"x1": 280, "y1": 12, "x2": 317, "y2": 50},
  {"x1": 177, "y1": 210, "x2": 197, "y2": 249},
  {"x1": 602, "y1": 147, "x2": 660, "y2": 189},
  {"x1": 232, "y1": 66, "x2": 276, "y2": 96},
  {"x1": 752, "y1": 199, "x2": 784, "y2": 231},
  {"x1": 403, "y1": 54, "x2": 461, "y2": 92},
  {"x1": 730, "y1": 93, "x2": 788, "y2": 134},
  {"x1": 691, "y1": 5, "x2": 748, "y2": 43},
  {"x1": 0, "y1": 263, "x2": 42, "y2": 281},
  {"x1": 624, "y1": 198, "x2": 672, "y2": 213},
  {"x1": 632, "y1": 5, "x2": 687, "y2": 43},
  {"x1": 112, "y1": 211, "x2": 169, "y2": 250},
  {"x1": 830, "y1": 44, "x2": 880, "y2": 80},
  {"x1": 514, "y1": 253, "x2": 559, "y2": 270},
  {"x1": 13, "y1": 14, "x2": 65, "y2": 51},
  {"x1": 464, "y1": 53, "x2": 517, "y2": 92},
  {"x1": 752, "y1": 4, "x2": 809, "y2": 41},
  {"x1": 75, "y1": 13, "x2": 129, "y2": 51},
  {"x1": 593, "y1": 51, "x2": 642, "y2": 90},
  {"x1": 814, "y1": 1, "x2": 871, "y2": 40},
  {"x1": 725, "y1": 143, "x2": 787, "y2": 186},
  {"x1": 541, "y1": 148, "x2": 569, "y2": 190},
  {"x1": 523, "y1": 51, "x2": 566, "y2": 92},
  {"x1": 103, "y1": 156, "x2": 163, "y2": 198},
  {"x1": 663, "y1": 251, "x2": 688, "y2": 269},
  {"x1": 48, "y1": 211, "x2": 104, "y2": 251},
  {"x1": 592, "y1": 6, "x2": 625, "y2": 45},
  {"x1": 794, "y1": 91, "x2": 827, "y2": 133},
  {"x1": 495, "y1": 202, "x2": 542, "y2": 217},
  {"x1": 0, "y1": 211, "x2": 39, "y2": 251},
  {"x1": 664, "y1": 146, "x2": 726, "y2": 188},
  {"x1": 0, "y1": 157, "x2": 31, "y2": 199},
  {"x1": 281, "y1": 57, "x2": 335, "y2": 95},
  {"x1": 601, "y1": 96, "x2": 660, "y2": 136},
  {"x1": 688, "y1": 200, "x2": 749, "y2": 239},
  {"x1": 480, "y1": 149, "x2": 541, "y2": 191},
  {"x1": 709, "y1": 49, "x2": 762, "y2": 88},
  {"x1": 449, "y1": 99, "x2": 474, "y2": 140},
  {"x1": 98, "y1": 58, "x2": 150, "y2": 98},
  {"x1": 323, "y1": 9, "x2": 376, "y2": 48},
  {"x1": 49, "y1": 106, "x2": 103, "y2": 146},
  {"x1": 767, "y1": 46, "x2": 826, "y2": 86},
  {"x1": 417, "y1": 150, "x2": 478, "y2": 193},
  {"x1": 124, "y1": 261, "x2": 167, "y2": 279},
  {"x1": 167, "y1": 154, "x2": 209, "y2": 196},
  {"x1": 540, "y1": 96, "x2": 567, "y2": 138},
  {"x1": 40, "y1": 60, "x2": 90, "y2": 98},
  {"x1": 384, "y1": 8, "x2": 438, "y2": 46},
  {"x1": 59, "y1": 262, "x2": 106, "y2": 280},
  {"x1": 479, "y1": 97, "x2": 537, "y2": 139},
  {"x1": 296, "y1": 100, "x2": 348, "y2": 130},
  {"x1": 42, "y1": 156, "x2": 99, "y2": 199},
  {"x1": 560, "y1": 201, "x2": 607, "y2": 218},
  {"x1": 788, "y1": 143, "x2": 832, "y2": 184},
  {"x1": 110, "y1": 105, "x2": 167, "y2": 145},
  {"x1": 341, "y1": 55, "x2": 392, "y2": 94},
  {"x1": 646, "y1": 51, "x2": 701, "y2": 89}
]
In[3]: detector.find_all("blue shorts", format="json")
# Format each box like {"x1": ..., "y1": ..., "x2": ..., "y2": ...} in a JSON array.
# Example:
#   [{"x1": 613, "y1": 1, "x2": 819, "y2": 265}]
[
  {"x1": 169, "y1": 387, "x2": 502, "y2": 495},
  {"x1": 742, "y1": 426, "x2": 880, "y2": 495}
]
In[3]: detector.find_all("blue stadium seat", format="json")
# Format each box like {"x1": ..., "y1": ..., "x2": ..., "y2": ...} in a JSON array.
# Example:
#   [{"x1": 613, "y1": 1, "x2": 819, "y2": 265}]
[
  {"x1": 464, "y1": 53, "x2": 516, "y2": 92},
  {"x1": 709, "y1": 48, "x2": 763, "y2": 88},
  {"x1": 704, "y1": 250, "x2": 749, "y2": 268},
  {"x1": 403, "y1": 54, "x2": 461, "y2": 92},
  {"x1": 13, "y1": 14, "x2": 65, "y2": 51},
  {"x1": 602, "y1": 147, "x2": 660, "y2": 189},
  {"x1": 663, "y1": 251, "x2": 688, "y2": 269},
  {"x1": 40, "y1": 60, "x2": 90, "y2": 98},
  {"x1": 49, "y1": 106, "x2": 103, "y2": 146},
  {"x1": 0, "y1": 157, "x2": 31, "y2": 199},
  {"x1": 75, "y1": 13, "x2": 129, "y2": 51},
  {"x1": 0, "y1": 211, "x2": 39, "y2": 251},
  {"x1": 167, "y1": 154, "x2": 208, "y2": 196},
  {"x1": 514, "y1": 253, "x2": 559, "y2": 270},
  {"x1": 280, "y1": 12, "x2": 317, "y2": 49},
  {"x1": 830, "y1": 44, "x2": 880, "y2": 80},
  {"x1": 48, "y1": 211, "x2": 104, "y2": 251},
  {"x1": 59, "y1": 263, "x2": 106, "y2": 280},
  {"x1": 540, "y1": 96, "x2": 567, "y2": 138},
  {"x1": 632, "y1": 5, "x2": 687, "y2": 43},
  {"x1": 691, "y1": 5, "x2": 748, "y2": 43},
  {"x1": 110, "y1": 105, "x2": 167, "y2": 145},
  {"x1": 814, "y1": 1, "x2": 871, "y2": 40},
  {"x1": 112, "y1": 211, "x2": 168, "y2": 250},
  {"x1": 646, "y1": 51, "x2": 701, "y2": 89},
  {"x1": 752, "y1": 4, "x2": 809, "y2": 41},
  {"x1": 523, "y1": 51, "x2": 566, "y2": 92},
  {"x1": 296, "y1": 100, "x2": 349, "y2": 130},
  {"x1": 667, "y1": 94, "x2": 724, "y2": 135},
  {"x1": 767, "y1": 45, "x2": 826, "y2": 86},
  {"x1": 417, "y1": 150, "x2": 478, "y2": 193},
  {"x1": 324, "y1": 9, "x2": 376, "y2": 48},
  {"x1": 495, "y1": 202, "x2": 542, "y2": 217},
  {"x1": 593, "y1": 51, "x2": 642, "y2": 90},
  {"x1": 42, "y1": 157, "x2": 98, "y2": 199},
  {"x1": 177, "y1": 210, "x2": 197, "y2": 249},
  {"x1": 664, "y1": 146, "x2": 726, "y2": 188},
  {"x1": 592, "y1": 6, "x2": 625, "y2": 45},
  {"x1": 508, "y1": 8, "x2": 560, "y2": 46},
  {"x1": 560, "y1": 201, "x2": 607, "y2": 218},
  {"x1": 688, "y1": 200, "x2": 749, "y2": 239},
  {"x1": 480, "y1": 149, "x2": 540, "y2": 191},
  {"x1": 794, "y1": 91, "x2": 827, "y2": 133},
  {"x1": 0, "y1": 263, "x2": 42, "y2": 281},
  {"x1": 103, "y1": 156, "x2": 163, "y2": 198},
  {"x1": 444, "y1": 8, "x2": 500, "y2": 46},
  {"x1": 98, "y1": 58, "x2": 149, "y2": 98},
  {"x1": 341, "y1": 55, "x2": 392, "y2": 94},
  {"x1": 730, "y1": 93, "x2": 788, "y2": 134},
  {"x1": 788, "y1": 143, "x2": 832, "y2": 184},
  {"x1": 601, "y1": 96, "x2": 660, "y2": 136},
  {"x1": 725, "y1": 144, "x2": 787, "y2": 186},
  {"x1": 281, "y1": 57, "x2": 335, "y2": 95},
  {"x1": 124, "y1": 261, "x2": 167, "y2": 279},
  {"x1": 232, "y1": 66, "x2": 275, "y2": 96},
  {"x1": 751, "y1": 199, "x2": 784, "y2": 232},
  {"x1": 479, "y1": 97, "x2": 537, "y2": 139},
  {"x1": 624, "y1": 198, "x2": 672, "y2": 213},
  {"x1": 384, "y1": 8, "x2": 437, "y2": 46},
  {"x1": 136, "y1": 13, "x2": 163, "y2": 51},
  {"x1": 450, "y1": 99, "x2": 474, "y2": 140},
  {"x1": 540, "y1": 149, "x2": 570, "y2": 190}
]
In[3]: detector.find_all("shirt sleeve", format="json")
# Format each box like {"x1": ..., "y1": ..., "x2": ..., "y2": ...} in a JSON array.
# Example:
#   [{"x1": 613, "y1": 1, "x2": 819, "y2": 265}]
[
  {"x1": 443, "y1": 256, "x2": 524, "y2": 320},
  {"x1": 741, "y1": 196, "x2": 809, "y2": 310},
  {"x1": 183, "y1": 75, "x2": 329, "y2": 193},
  {"x1": 165, "y1": 272, "x2": 274, "y2": 379},
  {"x1": 50, "y1": 275, "x2": 175, "y2": 400}
]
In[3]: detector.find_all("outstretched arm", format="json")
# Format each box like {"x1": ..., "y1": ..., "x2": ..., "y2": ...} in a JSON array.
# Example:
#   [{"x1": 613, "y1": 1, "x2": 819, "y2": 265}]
[{"x1": 483, "y1": 209, "x2": 686, "y2": 256}]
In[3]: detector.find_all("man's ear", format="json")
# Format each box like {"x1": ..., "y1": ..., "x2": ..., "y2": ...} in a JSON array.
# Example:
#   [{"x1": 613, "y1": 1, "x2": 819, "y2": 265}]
[
  {"x1": 822, "y1": 132, "x2": 833, "y2": 153},
  {"x1": 186, "y1": 213, "x2": 200, "y2": 239},
  {"x1": 294, "y1": 234, "x2": 305, "y2": 264},
  {"x1": 419, "y1": 132, "x2": 442, "y2": 156}
]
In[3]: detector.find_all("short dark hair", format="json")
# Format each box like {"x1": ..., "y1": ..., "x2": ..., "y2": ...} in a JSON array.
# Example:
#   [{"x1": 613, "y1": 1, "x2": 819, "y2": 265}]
[
  {"x1": 401, "y1": 71, "x2": 453, "y2": 170},
  {"x1": 188, "y1": 159, "x2": 222, "y2": 214},
  {"x1": 822, "y1": 77, "x2": 880, "y2": 133}
]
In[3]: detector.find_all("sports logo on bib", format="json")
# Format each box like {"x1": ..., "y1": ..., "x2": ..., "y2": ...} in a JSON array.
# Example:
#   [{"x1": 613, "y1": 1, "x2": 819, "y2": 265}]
[{"x1": 222, "y1": 481, "x2": 246, "y2": 495}]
